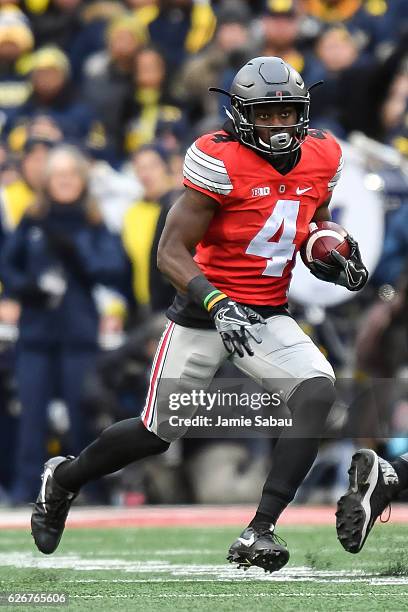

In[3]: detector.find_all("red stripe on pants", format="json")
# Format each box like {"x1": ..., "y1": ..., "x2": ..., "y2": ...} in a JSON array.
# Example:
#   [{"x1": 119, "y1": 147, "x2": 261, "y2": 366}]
[{"x1": 142, "y1": 322, "x2": 175, "y2": 428}]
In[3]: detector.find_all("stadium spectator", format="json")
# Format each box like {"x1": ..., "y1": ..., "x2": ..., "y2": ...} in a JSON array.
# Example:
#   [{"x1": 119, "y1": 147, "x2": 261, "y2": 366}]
[
  {"x1": 0, "y1": 119, "x2": 61, "y2": 243},
  {"x1": 82, "y1": 12, "x2": 147, "y2": 164},
  {"x1": 6, "y1": 46, "x2": 101, "y2": 150},
  {"x1": 0, "y1": 5, "x2": 34, "y2": 135},
  {"x1": 322, "y1": 29, "x2": 408, "y2": 141},
  {"x1": 0, "y1": 144, "x2": 127, "y2": 503},
  {"x1": 124, "y1": 46, "x2": 185, "y2": 154},
  {"x1": 300, "y1": 0, "x2": 408, "y2": 56},
  {"x1": 260, "y1": 0, "x2": 305, "y2": 75},
  {"x1": 371, "y1": 201, "x2": 408, "y2": 291},
  {"x1": 180, "y1": 0, "x2": 254, "y2": 129},
  {"x1": 0, "y1": 119, "x2": 60, "y2": 359},
  {"x1": 25, "y1": 0, "x2": 82, "y2": 53},
  {"x1": 143, "y1": 0, "x2": 216, "y2": 71},
  {"x1": 309, "y1": 25, "x2": 369, "y2": 136},
  {"x1": 122, "y1": 144, "x2": 177, "y2": 315},
  {"x1": 67, "y1": 1, "x2": 126, "y2": 81},
  {"x1": 154, "y1": 117, "x2": 186, "y2": 157},
  {"x1": 382, "y1": 71, "x2": 408, "y2": 154}
]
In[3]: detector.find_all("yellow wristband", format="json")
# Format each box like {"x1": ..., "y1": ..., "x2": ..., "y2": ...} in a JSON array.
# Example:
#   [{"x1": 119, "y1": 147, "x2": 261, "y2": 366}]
[{"x1": 207, "y1": 293, "x2": 227, "y2": 311}]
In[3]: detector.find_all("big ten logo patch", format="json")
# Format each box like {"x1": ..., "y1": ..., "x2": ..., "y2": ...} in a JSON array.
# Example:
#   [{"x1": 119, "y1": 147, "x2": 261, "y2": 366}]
[{"x1": 252, "y1": 186, "x2": 271, "y2": 197}]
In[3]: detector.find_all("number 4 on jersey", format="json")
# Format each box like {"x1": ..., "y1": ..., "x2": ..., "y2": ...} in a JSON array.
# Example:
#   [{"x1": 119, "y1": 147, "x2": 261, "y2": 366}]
[{"x1": 246, "y1": 199, "x2": 300, "y2": 277}]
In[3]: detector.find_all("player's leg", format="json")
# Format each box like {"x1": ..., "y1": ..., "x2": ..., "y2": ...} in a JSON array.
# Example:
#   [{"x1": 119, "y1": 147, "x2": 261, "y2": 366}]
[
  {"x1": 336, "y1": 449, "x2": 408, "y2": 553},
  {"x1": 228, "y1": 315, "x2": 336, "y2": 572},
  {"x1": 31, "y1": 322, "x2": 227, "y2": 554}
]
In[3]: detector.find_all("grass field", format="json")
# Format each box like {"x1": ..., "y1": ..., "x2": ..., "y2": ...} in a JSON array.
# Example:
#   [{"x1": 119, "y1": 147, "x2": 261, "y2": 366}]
[{"x1": 1, "y1": 522, "x2": 408, "y2": 611}]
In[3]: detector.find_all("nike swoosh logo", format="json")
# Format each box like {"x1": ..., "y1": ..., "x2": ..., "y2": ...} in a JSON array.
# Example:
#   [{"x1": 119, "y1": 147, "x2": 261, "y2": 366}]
[
  {"x1": 296, "y1": 187, "x2": 312, "y2": 195},
  {"x1": 40, "y1": 467, "x2": 53, "y2": 511},
  {"x1": 238, "y1": 534, "x2": 255, "y2": 547}
]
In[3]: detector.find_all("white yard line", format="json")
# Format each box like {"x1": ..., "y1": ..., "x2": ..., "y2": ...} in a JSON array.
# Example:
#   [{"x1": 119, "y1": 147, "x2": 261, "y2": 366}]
[
  {"x1": 1, "y1": 553, "x2": 408, "y2": 585},
  {"x1": 78, "y1": 549, "x2": 219, "y2": 556}
]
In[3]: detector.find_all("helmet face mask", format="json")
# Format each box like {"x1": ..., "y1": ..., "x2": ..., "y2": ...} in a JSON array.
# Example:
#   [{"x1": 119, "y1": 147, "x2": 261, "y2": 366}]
[{"x1": 228, "y1": 57, "x2": 310, "y2": 157}]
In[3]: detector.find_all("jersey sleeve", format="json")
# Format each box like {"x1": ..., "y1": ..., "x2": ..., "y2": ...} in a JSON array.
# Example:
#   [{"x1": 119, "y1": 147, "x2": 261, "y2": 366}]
[
  {"x1": 183, "y1": 136, "x2": 233, "y2": 204},
  {"x1": 318, "y1": 135, "x2": 343, "y2": 204},
  {"x1": 328, "y1": 151, "x2": 343, "y2": 193}
]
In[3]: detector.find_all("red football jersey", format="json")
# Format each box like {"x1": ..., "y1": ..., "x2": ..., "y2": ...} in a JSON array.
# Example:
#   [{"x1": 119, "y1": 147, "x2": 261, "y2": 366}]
[{"x1": 183, "y1": 129, "x2": 343, "y2": 305}]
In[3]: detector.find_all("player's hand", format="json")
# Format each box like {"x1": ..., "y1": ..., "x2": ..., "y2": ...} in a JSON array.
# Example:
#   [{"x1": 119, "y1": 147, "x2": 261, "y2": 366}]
[
  {"x1": 209, "y1": 297, "x2": 266, "y2": 357},
  {"x1": 309, "y1": 235, "x2": 368, "y2": 291}
]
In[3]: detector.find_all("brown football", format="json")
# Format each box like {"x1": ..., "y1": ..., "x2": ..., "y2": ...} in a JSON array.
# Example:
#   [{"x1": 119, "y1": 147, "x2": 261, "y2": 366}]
[{"x1": 300, "y1": 221, "x2": 351, "y2": 267}]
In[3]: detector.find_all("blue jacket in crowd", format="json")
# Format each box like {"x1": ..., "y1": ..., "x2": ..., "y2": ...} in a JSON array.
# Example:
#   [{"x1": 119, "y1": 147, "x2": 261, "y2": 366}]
[
  {"x1": 372, "y1": 201, "x2": 408, "y2": 288},
  {"x1": 0, "y1": 204, "x2": 127, "y2": 347}
]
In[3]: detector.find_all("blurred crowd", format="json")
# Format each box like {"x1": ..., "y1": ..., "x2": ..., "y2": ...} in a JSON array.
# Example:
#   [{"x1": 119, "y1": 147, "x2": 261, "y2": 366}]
[{"x1": 0, "y1": 0, "x2": 407, "y2": 507}]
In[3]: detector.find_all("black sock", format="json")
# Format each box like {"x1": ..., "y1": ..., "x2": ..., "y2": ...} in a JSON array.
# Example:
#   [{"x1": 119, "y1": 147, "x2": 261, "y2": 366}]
[
  {"x1": 250, "y1": 377, "x2": 336, "y2": 527},
  {"x1": 249, "y1": 512, "x2": 275, "y2": 530},
  {"x1": 55, "y1": 417, "x2": 169, "y2": 492},
  {"x1": 391, "y1": 455, "x2": 408, "y2": 496}
]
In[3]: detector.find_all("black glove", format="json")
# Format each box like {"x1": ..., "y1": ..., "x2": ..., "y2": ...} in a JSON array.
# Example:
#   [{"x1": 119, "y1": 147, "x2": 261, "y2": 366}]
[
  {"x1": 209, "y1": 297, "x2": 266, "y2": 357},
  {"x1": 309, "y1": 235, "x2": 368, "y2": 291}
]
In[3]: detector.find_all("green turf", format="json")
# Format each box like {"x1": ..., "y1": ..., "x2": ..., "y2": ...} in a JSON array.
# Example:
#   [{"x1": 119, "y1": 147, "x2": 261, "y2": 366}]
[{"x1": 1, "y1": 524, "x2": 408, "y2": 611}]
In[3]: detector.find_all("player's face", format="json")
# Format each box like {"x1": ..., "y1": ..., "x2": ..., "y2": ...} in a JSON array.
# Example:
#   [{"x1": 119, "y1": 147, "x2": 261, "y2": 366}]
[
  {"x1": 254, "y1": 103, "x2": 297, "y2": 129},
  {"x1": 253, "y1": 103, "x2": 298, "y2": 148}
]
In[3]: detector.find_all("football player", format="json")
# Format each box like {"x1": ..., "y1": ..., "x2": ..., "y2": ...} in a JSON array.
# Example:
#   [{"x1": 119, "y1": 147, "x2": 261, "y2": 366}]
[
  {"x1": 31, "y1": 57, "x2": 368, "y2": 572},
  {"x1": 336, "y1": 448, "x2": 408, "y2": 554}
]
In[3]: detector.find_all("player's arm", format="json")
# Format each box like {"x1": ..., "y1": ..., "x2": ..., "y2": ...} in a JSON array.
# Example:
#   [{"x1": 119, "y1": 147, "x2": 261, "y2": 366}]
[
  {"x1": 157, "y1": 186, "x2": 216, "y2": 292},
  {"x1": 309, "y1": 200, "x2": 368, "y2": 291},
  {"x1": 157, "y1": 186, "x2": 265, "y2": 357},
  {"x1": 311, "y1": 197, "x2": 332, "y2": 222}
]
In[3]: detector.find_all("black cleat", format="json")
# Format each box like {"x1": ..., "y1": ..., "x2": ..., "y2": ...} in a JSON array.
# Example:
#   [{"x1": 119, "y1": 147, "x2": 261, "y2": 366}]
[
  {"x1": 336, "y1": 448, "x2": 398, "y2": 554},
  {"x1": 31, "y1": 456, "x2": 77, "y2": 554},
  {"x1": 227, "y1": 524, "x2": 289, "y2": 573}
]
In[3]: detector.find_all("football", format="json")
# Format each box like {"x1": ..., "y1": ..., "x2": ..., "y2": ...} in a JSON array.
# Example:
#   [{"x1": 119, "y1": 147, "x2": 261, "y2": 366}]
[{"x1": 300, "y1": 221, "x2": 351, "y2": 267}]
